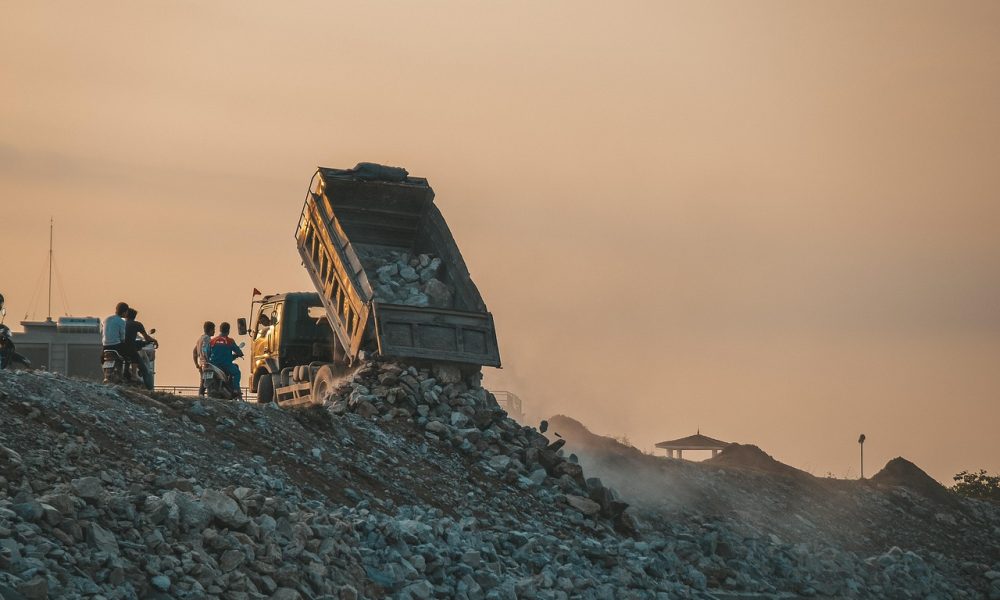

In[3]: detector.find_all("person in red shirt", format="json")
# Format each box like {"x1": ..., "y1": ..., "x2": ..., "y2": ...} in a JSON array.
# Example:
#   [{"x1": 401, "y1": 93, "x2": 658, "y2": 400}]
[{"x1": 209, "y1": 322, "x2": 244, "y2": 399}]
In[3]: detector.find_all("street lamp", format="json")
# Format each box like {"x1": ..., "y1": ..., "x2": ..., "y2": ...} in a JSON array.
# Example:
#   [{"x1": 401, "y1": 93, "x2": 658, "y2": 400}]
[{"x1": 858, "y1": 434, "x2": 866, "y2": 479}]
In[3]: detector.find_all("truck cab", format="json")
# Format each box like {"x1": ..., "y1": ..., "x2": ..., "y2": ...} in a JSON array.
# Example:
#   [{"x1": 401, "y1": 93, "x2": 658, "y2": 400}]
[{"x1": 248, "y1": 292, "x2": 333, "y2": 397}]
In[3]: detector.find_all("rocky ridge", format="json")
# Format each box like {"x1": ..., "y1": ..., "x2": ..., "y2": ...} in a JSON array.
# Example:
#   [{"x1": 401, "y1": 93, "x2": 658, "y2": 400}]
[{"x1": 0, "y1": 369, "x2": 998, "y2": 599}]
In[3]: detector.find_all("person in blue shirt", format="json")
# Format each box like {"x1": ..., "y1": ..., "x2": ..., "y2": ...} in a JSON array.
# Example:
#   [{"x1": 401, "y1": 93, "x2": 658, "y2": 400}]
[{"x1": 209, "y1": 321, "x2": 244, "y2": 399}]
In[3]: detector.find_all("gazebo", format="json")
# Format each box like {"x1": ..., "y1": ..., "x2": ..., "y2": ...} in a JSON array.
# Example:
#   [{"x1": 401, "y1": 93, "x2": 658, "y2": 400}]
[{"x1": 655, "y1": 430, "x2": 729, "y2": 459}]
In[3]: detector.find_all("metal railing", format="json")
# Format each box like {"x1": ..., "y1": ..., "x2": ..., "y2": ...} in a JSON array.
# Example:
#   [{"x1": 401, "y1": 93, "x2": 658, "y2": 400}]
[
  {"x1": 154, "y1": 385, "x2": 255, "y2": 401},
  {"x1": 491, "y1": 390, "x2": 524, "y2": 422}
]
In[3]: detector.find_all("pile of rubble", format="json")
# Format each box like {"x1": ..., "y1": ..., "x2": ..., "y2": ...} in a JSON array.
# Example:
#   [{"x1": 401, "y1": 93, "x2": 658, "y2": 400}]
[
  {"x1": 324, "y1": 362, "x2": 637, "y2": 533},
  {"x1": 1, "y1": 368, "x2": 998, "y2": 600},
  {"x1": 356, "y1": 248, "x2": 453, "y2": 308},
  {"x1": 548, "y1": 415, "x2": 1000, "y2": 600}
]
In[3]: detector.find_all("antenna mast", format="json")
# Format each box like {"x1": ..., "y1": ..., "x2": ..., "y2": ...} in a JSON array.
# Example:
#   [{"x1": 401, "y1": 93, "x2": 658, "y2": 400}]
[{"x1": 47, "y1": 217, "x2": 54, "y2": 321}]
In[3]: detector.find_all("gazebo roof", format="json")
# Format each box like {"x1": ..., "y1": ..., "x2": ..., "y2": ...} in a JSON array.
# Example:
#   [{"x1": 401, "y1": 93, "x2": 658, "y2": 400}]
[{"x1": 655, "y1": 432, "x2": 729, "y2": 450}]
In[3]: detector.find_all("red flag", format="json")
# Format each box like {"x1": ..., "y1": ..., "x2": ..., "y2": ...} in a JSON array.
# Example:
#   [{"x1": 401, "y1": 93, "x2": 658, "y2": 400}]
[{"x1": 252, "y1": 288, "x2": 262, "y2": 296}]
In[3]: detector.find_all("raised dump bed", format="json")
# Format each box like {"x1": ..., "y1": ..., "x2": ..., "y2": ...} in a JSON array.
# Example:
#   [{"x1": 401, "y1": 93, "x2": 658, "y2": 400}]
[{"x1": 295, "y1": 163, "x2": 501, "y2": 369}]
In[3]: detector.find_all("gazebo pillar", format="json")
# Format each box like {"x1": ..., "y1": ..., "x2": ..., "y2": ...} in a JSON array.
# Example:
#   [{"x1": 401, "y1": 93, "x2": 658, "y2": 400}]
[
  {"x1": 677, "y1": 450, "x2": 683, "y2": 460},
  {"x1": 712, "y1": 449, "x2": 719, "y2": 458}
]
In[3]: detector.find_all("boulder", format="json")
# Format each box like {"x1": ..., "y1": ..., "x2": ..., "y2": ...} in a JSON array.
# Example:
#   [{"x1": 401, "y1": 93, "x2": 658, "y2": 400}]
[
  {"x1": 566, "y1": 495, "x2": 602, "y2": 516},
  {"x1": 70, "y1": 476, "x2": 104, "y2": 501},
  {"x1": 202, "y1": 489, "x2": 249, "y2": 528}
]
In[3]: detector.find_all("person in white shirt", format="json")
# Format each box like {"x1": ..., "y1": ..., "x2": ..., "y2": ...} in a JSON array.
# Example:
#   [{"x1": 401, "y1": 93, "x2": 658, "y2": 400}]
[
  {"x1": 193, "y1": 321, "x2": 215, "y2": 396},
  {"x1": 101, "y1": 302, "x2": 129, "y2": 349}
]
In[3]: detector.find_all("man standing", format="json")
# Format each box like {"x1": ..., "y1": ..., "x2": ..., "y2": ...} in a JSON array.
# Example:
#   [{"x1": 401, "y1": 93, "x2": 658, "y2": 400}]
[
  {"x1": 193, "y1": 321, "x2": 215, "y2": 396},
  {"x1": 209, "y1": 322, "x2": 244, "y2": 399}
]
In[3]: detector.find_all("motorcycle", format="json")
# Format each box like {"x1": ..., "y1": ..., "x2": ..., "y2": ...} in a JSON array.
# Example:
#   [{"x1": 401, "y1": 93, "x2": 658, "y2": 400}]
[
  {"x1": 102, "y1": 330, "x2": 157, "y2": 388},
  {"x1": 0, "y1": 322, "x2": 31, "y2": 371},
  {"x1": 202, "y1": 342, "x2": 246, "y2": 400}
]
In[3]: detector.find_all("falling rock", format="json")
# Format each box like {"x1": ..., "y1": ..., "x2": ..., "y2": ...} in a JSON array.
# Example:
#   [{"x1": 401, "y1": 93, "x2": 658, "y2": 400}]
[{"x1": 565, "y1": 494, "x2": 602, "y2": 516}]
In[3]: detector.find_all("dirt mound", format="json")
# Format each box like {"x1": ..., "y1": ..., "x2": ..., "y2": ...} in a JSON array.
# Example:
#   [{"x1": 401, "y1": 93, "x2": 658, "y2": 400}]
[
  {"x1": 546, "y1": 414, "x2": 645, "y2": 460},
  {"x1": 706, "y1": 443, "x2": 812, "y2": 480},
  {"x1": 872, "y1": 457, "x2": 959, "y2": 506}
]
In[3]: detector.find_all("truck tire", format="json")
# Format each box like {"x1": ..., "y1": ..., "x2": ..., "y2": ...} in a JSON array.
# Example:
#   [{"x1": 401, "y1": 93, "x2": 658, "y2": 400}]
[
  {"x1": 257, "y1": 372, "x2": 274, "y2": 403},
  {"x1": 310, "y1": 365, "x2": 337, "y2": 405}
]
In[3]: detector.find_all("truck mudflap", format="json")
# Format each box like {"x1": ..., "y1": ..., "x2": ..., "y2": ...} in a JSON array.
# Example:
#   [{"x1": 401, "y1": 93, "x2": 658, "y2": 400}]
[{"x1": 372, "y1": 303, "x2": 501, "y2": 367}]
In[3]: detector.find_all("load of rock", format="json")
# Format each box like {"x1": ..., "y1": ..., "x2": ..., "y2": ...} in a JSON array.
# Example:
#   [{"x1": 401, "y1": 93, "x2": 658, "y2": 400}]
[
  {"x1": 356, "y1": 247, "x2": 454, "y2": 308},
  {"x1": 1, "y1": 368, "x2": 999, "y2": 599}
]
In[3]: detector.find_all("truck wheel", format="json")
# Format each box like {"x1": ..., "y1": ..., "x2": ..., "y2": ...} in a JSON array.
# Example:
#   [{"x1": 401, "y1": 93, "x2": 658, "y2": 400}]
[
  {"x1": 257, "y1": 372, "x2": 274, "y2": 403},
  {"x1": 310, "y1": 365, "x2": 337, "y2": 405}
]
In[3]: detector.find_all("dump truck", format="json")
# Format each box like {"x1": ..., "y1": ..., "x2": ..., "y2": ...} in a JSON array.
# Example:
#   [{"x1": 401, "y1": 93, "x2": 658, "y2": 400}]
[{"x1": 246, "y1": 163, "x2": 501, "y2": 405}]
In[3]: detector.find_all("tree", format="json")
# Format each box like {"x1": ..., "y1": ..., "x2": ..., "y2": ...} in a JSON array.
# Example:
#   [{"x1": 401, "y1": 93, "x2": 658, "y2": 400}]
[{"x1": 952, "y1": 470, "x2": 1000, "y2": 502}]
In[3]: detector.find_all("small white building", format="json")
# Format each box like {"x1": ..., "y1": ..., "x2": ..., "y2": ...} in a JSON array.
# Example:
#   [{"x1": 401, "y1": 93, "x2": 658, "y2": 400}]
[{"x1": 11, "y1": 317, "x2": 103, "y2": 381}]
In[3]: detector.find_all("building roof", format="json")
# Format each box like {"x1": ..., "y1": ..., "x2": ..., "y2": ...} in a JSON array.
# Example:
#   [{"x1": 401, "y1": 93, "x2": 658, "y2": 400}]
[{"x1": 655, "y1": 432, "x2": 729, "y2": 450}]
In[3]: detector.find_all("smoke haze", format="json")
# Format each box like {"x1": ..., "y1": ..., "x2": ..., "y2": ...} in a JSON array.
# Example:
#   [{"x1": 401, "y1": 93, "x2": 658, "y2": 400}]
[{"x1": 2, "y1": 1, "x2": 999, "y2": 483}]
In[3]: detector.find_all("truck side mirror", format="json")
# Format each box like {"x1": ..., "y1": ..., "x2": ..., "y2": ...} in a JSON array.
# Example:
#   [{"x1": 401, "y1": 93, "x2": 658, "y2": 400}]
[{"x1": 237, "y1": 318, "x2": 248, "y2": 336}]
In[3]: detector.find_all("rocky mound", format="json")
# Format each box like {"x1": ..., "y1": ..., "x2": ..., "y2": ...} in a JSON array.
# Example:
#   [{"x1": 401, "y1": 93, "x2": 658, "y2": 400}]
[
  {"x1": 872, "y1": 457, "x2": 960, "y2": 508},
  {"x1": 545, "y1": 415, "x2": 646, "y2": 461},
  {"x1": 544, "y1": 416, "x2": 1000, "y2": 598},
  {"x1": 1, "y1": 370, "x2": 998, "y2": 599},
  {"x1": 706, "y1": 444, "x2": 811, "y2": 481}
]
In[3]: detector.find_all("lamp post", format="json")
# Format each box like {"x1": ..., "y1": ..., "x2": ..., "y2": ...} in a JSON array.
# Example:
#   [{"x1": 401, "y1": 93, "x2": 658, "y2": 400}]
[{"x1": 858, "y1": 434, "x2": 866, "y2": 479}]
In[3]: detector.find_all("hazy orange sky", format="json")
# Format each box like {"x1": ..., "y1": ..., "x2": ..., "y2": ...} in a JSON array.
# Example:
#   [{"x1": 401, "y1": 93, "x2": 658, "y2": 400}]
[{"x1": 2, "y1": 2, "x2": 998, "y2": 483}]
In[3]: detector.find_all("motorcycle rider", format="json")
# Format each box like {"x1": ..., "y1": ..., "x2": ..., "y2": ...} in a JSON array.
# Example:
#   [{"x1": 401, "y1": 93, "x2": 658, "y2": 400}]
[
  {"x1": 193, "y1": 321, "x2": 215, "y2": 396},
  {"x1": 124, "y1": 308, "x2": 156, "y2": 389},
  {"x1": 209, "y1": 322, "x2": 244, "y2": 399},
  {"x1": 101, "y1": 302, "x2": 129, "y2": 355}
]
